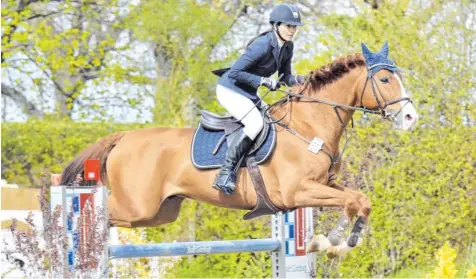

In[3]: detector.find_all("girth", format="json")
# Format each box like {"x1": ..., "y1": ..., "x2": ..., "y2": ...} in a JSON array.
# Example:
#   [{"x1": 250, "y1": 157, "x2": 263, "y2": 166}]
[{"x1": 243, "y1": 157, "x2": 285, "y2": 220}]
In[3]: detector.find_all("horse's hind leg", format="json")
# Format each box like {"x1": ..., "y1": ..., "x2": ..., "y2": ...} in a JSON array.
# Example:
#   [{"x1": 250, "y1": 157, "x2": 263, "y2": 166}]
[
  {"x1": 132, "y1": 196, "x2": 185, "y2": 227},
  {"x1": 106, "y1": 175, "x2": 164, "y2": 228},
  {"x1": 105, "y1": 141, "x2": 170, "y2": 228},
  {"x1": 108, "y1": 195, "x2": 134, "y2": 228}
]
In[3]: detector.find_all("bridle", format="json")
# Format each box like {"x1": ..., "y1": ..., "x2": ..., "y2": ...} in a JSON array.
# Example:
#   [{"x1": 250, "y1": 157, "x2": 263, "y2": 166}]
[
  {"x1": 360, "y1": 63, "x2": 412, "y2": 121},
  {"x1": 262, "y1": 65, "x2": 413, "y2": 177}
]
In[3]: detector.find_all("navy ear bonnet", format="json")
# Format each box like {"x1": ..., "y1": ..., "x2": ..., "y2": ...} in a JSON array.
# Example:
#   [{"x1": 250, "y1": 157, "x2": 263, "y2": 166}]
[{"x1": 361, "y1": 41, "x2": 398, "y2": 76}]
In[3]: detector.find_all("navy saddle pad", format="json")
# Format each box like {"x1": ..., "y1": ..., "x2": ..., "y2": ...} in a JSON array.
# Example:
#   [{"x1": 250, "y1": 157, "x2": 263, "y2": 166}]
[{"x1": 191, "y1": 123, "x2": 276, "y2": 169}]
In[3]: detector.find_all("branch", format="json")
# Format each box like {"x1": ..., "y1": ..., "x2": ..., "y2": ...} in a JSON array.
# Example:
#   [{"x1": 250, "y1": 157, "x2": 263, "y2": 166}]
[
  {"x1": 2, "y1": 25, "x2": 19, "y2": 63},
  {"x1": 27, "y1": 10, "x2": 64, "y2": 21},
  {"x1": 1, "y1": 83, "x2": 44, "y2": 117},
  {"x1": 364, "y1": 0, "x2": 379, "y2": 9},
  {"x1": 298, "y1": 0, "x2": 325, "y2": 16},
  {"x1": 25, "y1": 56, "x2": 69, "y2": 97},
  {"x1": 2, "y1": 3, "x2": 65, "y2": 63},
  {"x1": 18, "y1": 0, "x2": 63, "y2": 11},
  {"x1": 206, "y1": 2, "x2": 248, "y2": 60}
]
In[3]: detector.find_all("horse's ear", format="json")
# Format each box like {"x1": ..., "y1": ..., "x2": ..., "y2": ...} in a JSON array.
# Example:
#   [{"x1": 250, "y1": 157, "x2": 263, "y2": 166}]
[
  {"x1": 379, "y1": 40, "x2": 389, "y2": 57},
  {"x1": 361, "y1": 43, "x2": 373, "y2": 60}
]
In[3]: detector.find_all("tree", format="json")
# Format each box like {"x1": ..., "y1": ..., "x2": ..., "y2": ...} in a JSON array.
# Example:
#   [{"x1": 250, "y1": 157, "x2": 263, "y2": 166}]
[
  {"x1": 298, "y1": 0, "x2": 475, "y2": 127},
  {"x1": 125, "y1": 0, "x2": 265, "y2": 126},
  {"x1": 1, "y1": 0, "x2": 151, "y2": 121}
]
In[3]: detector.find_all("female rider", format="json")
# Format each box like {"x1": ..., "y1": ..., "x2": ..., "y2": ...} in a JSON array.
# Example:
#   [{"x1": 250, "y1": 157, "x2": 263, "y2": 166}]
[{"x1": 212, "y1": 3, "x2": 305, "y2": 195}]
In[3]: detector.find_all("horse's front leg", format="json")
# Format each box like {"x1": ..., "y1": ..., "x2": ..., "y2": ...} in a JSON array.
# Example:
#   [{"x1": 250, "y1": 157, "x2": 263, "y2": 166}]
[
  {"x1": 320, "y1": 182, "x2": 371, "y2": 257},
  {"x1": 326, "y1": 182, "x2": 371, "y2": 245},
  {"x1": 292, "y1": 180, "x2": 362, "y2": 216},
  {"x1": 289, "y1": 180, "x2": 363, "y2": 255},
  {"x1": 330, "y1": 182, "x2": 372, "y2": 218}
]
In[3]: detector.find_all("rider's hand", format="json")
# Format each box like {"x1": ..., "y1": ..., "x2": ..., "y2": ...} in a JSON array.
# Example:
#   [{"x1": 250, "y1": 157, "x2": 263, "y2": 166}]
[
  {"x1": 260, "y1": 77, "x2": 281, "y2": 91},
  {"x1": 295, "y1": 75, "x2": 305, "y2": 84}
]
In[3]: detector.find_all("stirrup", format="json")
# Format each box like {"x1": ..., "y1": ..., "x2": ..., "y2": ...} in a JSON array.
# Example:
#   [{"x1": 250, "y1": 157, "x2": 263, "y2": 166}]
[{"x1": 212, "y1": 169, "x2": 236, "y2": 195}]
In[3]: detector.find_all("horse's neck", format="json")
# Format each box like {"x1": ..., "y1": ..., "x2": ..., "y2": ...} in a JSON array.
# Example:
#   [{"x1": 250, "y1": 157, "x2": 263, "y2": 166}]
[{"x1": 285, "y1": 70, "x2": 362, "y2": 155}]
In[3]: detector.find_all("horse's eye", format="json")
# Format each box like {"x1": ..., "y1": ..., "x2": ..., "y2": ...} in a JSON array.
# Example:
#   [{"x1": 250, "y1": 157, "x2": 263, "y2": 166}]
[{"x1": 380, "y1": 77, "x2": 390, "y2": 84}]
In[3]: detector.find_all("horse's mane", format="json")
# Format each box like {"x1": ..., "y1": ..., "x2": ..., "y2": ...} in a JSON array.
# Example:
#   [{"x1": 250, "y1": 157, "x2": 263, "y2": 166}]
[{"x1": 306, "y1": 53, "x2": 366, "y2": 92}]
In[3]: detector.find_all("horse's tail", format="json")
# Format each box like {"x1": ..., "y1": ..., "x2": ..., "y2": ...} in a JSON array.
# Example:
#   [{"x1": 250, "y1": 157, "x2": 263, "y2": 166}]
[{"x1": 61, "y1": 132, "x2": 125, "y2": 186}]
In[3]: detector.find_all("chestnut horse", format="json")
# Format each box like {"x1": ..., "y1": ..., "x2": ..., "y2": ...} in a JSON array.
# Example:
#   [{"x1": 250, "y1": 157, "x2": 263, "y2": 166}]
[{"x1": 61, "y1": 42, "x2": 418, "y2": 256}]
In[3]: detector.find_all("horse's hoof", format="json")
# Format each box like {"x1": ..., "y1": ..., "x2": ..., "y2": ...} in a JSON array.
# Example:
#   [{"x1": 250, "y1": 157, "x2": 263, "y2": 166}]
[
  {"x1": 326, "y1": 246, "x2": 339, "y2": 259},
  {"x1": 307, "y1": 234, "x2": 330, "y2": 253}
]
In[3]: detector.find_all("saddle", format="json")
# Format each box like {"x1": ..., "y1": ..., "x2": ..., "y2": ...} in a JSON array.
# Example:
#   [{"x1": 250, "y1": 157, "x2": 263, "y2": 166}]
[
  {"x1": 199, "y1": 110, "x2": 271, "y2": 160},
  {"x1": 191, "y1": 108, "x2": 283, "y2": 220}
]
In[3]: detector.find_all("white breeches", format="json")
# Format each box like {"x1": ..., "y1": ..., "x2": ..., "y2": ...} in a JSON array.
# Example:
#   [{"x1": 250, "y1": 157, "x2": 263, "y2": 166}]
[{"x1": 216, "y1": 85, "x2": 264, "y2": 140}]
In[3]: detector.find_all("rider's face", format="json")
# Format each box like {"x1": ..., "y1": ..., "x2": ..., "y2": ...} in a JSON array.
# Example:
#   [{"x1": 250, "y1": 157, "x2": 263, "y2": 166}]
[{"x1": 278, "y1": 24, "x2": 298, "y2": 41}]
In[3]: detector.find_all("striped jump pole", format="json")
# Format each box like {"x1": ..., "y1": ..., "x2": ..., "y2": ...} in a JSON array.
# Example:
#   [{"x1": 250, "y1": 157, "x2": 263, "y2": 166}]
[{"x1": 50, "y1": 160, "x2": 316, "y2": 278}]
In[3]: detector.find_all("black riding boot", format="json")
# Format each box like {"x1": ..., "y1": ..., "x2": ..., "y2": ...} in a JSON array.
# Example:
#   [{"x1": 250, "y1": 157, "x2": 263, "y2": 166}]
[{"x1": 212, "y1": 130, "x2": 253, "y2": 195}]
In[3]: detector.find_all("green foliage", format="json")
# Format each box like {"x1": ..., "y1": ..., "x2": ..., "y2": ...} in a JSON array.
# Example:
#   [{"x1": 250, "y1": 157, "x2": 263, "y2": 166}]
[
  {"x1": 332, "y1": 126, "x2": 476, "y2": 277},
  {"x1": 0, "y1": 119, "x2": 149, "y2": 186},
  {"x1": 390, "y1": 267, "x2": 432, "y2": 278},
  {"x1": 1, "y1": 0, "x2": 151, "y2": 118},
  {"x1": 127, "y1": 0, "x2": 241, "y2": 126},
  {"x1": 297, "y1": 0, "x2": 475, "y2": 128},
  {"x1": 389, "y1": 242, "x2": 476, "y2": 278}
]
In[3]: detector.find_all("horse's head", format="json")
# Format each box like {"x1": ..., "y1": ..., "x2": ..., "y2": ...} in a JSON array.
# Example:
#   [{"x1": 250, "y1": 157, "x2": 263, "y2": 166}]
[{"x1": 357, "y1": 41, "x2": 418, "y2": 131}]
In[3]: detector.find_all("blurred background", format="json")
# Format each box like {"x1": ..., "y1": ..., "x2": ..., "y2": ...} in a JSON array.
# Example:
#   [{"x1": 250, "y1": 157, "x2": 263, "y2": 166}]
[{"x1": 1, "y1": 0, "x2": 475, "y2": 278}]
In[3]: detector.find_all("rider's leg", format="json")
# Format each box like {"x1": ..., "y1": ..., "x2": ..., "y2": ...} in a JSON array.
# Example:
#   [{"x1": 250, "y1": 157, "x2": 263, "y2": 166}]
[
  {"x1": 216, "y1": 85, "x2": 264, "y2": 139},
  {"x1": 212, "y1": 85, "x2": 264, "y2": 194}
]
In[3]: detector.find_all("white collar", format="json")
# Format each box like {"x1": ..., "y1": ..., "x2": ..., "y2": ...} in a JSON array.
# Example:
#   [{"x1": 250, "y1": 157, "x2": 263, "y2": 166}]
[{"x1": 274, "y1": 31, "x2": 284, "y2": 49}]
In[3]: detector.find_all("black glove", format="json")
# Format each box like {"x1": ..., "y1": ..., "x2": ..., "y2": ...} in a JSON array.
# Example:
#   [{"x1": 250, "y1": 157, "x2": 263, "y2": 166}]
[{"x1": 295, "y1": 75, "x2": 305, "y2": 84}]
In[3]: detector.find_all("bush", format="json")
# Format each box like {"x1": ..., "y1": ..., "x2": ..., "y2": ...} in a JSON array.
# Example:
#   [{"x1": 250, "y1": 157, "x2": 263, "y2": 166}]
[{"x1": 1, "y1": 119, "x2": 150, "y2": 187}]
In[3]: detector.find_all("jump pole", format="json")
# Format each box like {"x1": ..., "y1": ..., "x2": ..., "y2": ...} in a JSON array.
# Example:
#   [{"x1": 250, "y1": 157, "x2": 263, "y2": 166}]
[{"x1": 50, "y1": 159, "x2": 316, "y2": 278}]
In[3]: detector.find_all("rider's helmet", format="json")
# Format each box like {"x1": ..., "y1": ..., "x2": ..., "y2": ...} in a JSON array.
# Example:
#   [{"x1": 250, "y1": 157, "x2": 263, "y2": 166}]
[{"x1": 269, "y1": 3, "x2": 303, "y2": 26}]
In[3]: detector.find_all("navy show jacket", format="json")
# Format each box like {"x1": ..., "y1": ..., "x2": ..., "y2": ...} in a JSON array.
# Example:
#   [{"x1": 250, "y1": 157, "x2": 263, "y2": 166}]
[{"x1": 217, "y1": 31, "x2": 298, "y2": 101}]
